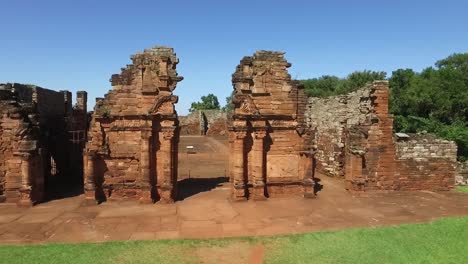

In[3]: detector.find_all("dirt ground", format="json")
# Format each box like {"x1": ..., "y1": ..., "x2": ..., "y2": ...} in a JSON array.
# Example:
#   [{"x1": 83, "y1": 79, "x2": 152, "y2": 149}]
[{"x1": 0, "y1": 136, "x2": 467, "y2": 245}]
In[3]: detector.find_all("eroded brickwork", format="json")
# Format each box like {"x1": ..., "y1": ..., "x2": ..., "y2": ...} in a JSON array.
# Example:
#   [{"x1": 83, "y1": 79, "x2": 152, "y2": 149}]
[
  {"x1": 307, "y1": 81, "x2": 457, "y2": 192},
  {"x1": 0, "y1": 83, "x2": 88, "y2": 205},
  {"x1": 395, "y1": 134, "x2": 457, "y2": 190},
  {"x1": 229, "y1": 51, "x2": 314, "y2": 200},
  {"x1": 456, "y1": 162, "x2": 468, "y2": 185},
  {"x1": 84, "y1": 46, "x2": 183, "y2": 203}
]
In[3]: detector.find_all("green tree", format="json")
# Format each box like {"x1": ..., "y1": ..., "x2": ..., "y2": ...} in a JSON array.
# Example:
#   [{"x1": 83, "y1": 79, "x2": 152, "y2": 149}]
[
  {"x1": 189, "y1": 93, "x2": 220, "y2": 112},
  {"x1": 389, "y1": 53, "x2": 468, "y2": 160},
  {"x1": 301, "y1": 70, "x2": 386, "y2": 97},
  {"x1": 221, "y1": 91, "x2": 235, "y2": 112}
]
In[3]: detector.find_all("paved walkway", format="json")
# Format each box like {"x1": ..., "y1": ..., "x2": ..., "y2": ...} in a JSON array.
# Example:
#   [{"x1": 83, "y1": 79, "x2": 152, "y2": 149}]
[{"x1": 1, "y1": 177, "x2": 467, "y2": 245}]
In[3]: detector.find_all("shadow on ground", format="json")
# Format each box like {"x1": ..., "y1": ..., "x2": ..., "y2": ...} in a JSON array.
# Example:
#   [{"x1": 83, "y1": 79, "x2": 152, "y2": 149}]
[{"x1": 177, "y1": 177, "x2": 229, "y2": 201}]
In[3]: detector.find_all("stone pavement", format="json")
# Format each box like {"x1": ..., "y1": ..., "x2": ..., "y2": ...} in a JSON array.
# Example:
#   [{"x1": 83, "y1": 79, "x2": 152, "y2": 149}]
[{"x1": 1, "y1": 176, "x2": 468, "y2": 245}]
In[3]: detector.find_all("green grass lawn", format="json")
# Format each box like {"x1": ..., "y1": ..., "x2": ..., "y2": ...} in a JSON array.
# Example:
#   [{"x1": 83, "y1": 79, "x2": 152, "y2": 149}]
[
  {"x1": 0, "y1": 217, "x2": 467, "y2": 264},
  {"x1": 455, "y1": 185, "x2": 468, "y2": 193}
]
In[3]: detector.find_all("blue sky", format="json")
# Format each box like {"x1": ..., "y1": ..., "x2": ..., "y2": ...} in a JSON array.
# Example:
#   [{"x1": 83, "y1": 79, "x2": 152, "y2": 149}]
[{"x1": 1, "y1": 0, "x2": 467, "y2": 114}]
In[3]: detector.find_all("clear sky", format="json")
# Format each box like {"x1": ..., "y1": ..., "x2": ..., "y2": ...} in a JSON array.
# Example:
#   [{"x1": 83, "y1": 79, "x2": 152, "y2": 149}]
[{"x1": 1, "y1": 0, "x2": 467, "y2": 115}]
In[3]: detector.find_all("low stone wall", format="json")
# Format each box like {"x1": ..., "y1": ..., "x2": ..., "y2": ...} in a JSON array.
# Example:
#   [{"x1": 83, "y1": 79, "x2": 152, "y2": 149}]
[
  {"x1": 179, "y1": 110, "x2": 228, "y2": 136},
  {"x1": 395, "y1": 134, "x2": 457, "y2": 191},
  {"x1": 456, "y1": 162, "x2": 468, "y2": 185}
]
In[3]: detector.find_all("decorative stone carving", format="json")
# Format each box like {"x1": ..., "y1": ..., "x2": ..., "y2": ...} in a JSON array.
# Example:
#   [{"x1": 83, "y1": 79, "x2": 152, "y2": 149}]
[{"x1": 229, "y1": 51, "x2": 314, "y2": 200}]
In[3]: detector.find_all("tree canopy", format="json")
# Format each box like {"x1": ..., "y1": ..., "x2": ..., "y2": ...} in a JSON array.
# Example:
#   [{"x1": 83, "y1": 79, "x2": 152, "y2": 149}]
[{"x1": 189, "y1": 93, "x2": 221, "y2": 112}]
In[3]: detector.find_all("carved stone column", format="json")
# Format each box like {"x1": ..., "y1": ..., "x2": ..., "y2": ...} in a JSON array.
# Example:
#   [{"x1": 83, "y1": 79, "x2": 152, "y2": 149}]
[
  {"x1": 229, "y1": 129, "x2": 247, "y2": 201},
  {"x1": 139, "y1": 130, "x2": 152, "y2": 203},
  {"x1": 301, "y1": 151, "x2": 316, "y2": 198},
  {"x1": 157, "y1": 126, "x2": 175, "y2": 203},
  {"x1": 84, "y1": 151, "x2": 96, "y2": 201},
  {"x1": 252, "y1": 130, "x2": 267, "y2": 200},
  {"x1": 18, "y1": 153, "x2": 32, "y2": 206}
]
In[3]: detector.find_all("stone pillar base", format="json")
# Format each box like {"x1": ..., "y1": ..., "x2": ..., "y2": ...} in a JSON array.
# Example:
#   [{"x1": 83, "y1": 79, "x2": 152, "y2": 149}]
[
  {"x1": 231, "y1": 187, "x2": 247, "y2": 201},
  {"x1": 303, "y1": 182, "x2": 316, "y2": 198},
  {"x1": 157, "y1": 188, "x2": 174, "y2": 204},
  {"x1": 139, "y1": 190, "x2": 153, "y2": 204},
  {"x1": 18, "y1": 189, "x2": 33, "y2": 207},
  {"x1": 252, "y1": 185, "x2": 266, "y2": 200}
]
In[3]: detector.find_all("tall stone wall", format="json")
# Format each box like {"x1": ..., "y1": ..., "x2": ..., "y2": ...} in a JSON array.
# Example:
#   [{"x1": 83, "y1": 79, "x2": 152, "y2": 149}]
[
  {"x1": 0, "y1": 83, "x2": 88, "y2": 205},
  {"x1": 84, "y1": 46, "x2": 183, "y2": 203},
  {"x1": 307, "y1": 88, "x2": 372, "y2": 177},
  {"x1": 229, "y1": 51, "x2": 314, "y2": 200},
  {"x1": 179, "y1": 110, "x2": 228, "y2": 136}
]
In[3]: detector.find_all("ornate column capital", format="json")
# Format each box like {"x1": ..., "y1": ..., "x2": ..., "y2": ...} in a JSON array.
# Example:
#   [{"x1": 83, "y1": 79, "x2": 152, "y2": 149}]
[
  {"x1": 253, "y1": 129, "x2": 268, "y2": 139},
  {"x1": 229, "y1": 129, "x2": 248, "y2": 142},
  {"x1": 161, "y1": 126, "x2": 176, "y2": 140}
]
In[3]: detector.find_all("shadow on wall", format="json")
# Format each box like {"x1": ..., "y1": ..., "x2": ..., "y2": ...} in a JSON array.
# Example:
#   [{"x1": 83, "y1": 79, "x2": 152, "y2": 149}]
[{"x1": 176, "y1": 177, "x2": 229, "y2": 201}]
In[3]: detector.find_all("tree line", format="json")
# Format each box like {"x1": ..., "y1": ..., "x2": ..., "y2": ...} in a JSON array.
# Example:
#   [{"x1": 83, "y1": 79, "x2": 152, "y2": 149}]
[{"x1": 301, "y1": 53, "x2": 467, "y2": 161}]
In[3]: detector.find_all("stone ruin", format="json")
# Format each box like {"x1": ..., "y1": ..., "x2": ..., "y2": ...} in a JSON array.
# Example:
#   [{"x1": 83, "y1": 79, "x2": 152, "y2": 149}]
[
  {"x1": 84, "y1": 47, "x2": 183, "y2": 203},
  {"x1": 307, "y1": 82, "x2": 458, "y2": 192},
  {"x1": 229, "y1": 51, "x2": 314, "y2": 200},
  {"x1": 0, "y1": 83, "x2": 88, "y2": 206},
  {"x1": 0, "y1": 46, "x2": 463, "y2": 206},
  {"x1": 179, "y1": 110, "x2": 228, "y2": 136}
]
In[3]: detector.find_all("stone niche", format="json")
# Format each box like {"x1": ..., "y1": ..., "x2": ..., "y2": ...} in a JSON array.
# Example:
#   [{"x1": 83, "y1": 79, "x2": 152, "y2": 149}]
[
  {"x1": 84, "y1": 46, "x2": 183, "y2": 203},
  {"x1": 228, "y1": 51, "x2": 314, "y2": 200}
]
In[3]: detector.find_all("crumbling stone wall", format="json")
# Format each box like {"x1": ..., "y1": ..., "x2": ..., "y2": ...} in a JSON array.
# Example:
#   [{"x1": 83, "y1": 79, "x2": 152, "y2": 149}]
[
  {"x1": 84, "y1": 46, "x2": 183, "y2": 203},
  {"x1": 308, "y1": 81, "x2": 457, "y2": 192},
  {"x1": 307, "y1": 88, "x2": 373, "y2": 177},
  {"x1": 179, "y1": 110, "x2": 228, "y2": 136},
  {"x1": 395, "y1": 134, "x2": 457, "y2": 190},
  {"x1": 456, "y1": 161, "x2": 468, "y2": 185},
  {"x1": 0, "y1": 83, "x2": 87, "y2": 205},
  {"x1": 229, "y1": 51, "x2": 314, "y2": 200}
]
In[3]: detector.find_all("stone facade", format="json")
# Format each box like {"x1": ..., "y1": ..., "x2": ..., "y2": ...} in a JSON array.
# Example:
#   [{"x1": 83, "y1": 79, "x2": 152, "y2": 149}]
[
  {"x1": 179, "y1": 110, "x2": 228, "y2": 136},
  {"x1": 228, "y1": 51, "x2": 314, "y2": 200},
  {"x1": 84, "y1": 46, "x2": 183, "y2": 203},
  {"x1": 0, "y1": 83, "x2": 88, "y2": 205}
]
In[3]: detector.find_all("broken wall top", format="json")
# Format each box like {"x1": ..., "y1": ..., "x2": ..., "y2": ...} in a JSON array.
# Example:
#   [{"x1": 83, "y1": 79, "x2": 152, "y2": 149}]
[
  {"x1": 96, "y1": 46, "x2": 183, "y2": 117},
  {"x1": 231, "y1": 51, "x2": 305, "y2": 118}
]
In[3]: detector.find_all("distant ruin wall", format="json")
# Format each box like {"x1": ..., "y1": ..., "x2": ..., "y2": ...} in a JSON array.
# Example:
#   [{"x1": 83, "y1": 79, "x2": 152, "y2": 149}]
[
  {"x1": 396, "y1": 134, "x2": 457, "y2": 190},
  {"x1": 179, "y1": 110, "x2": 228, "y2": 136}
]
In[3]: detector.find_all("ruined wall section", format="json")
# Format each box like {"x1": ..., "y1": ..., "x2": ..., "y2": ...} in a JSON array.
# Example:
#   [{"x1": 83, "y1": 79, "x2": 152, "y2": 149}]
[
  {"x1": 306, "y1": 87, "x2": 373, "y2": 177},
  {"x1": 396, "y1": 134, "x2": 457, "y2": 190},
  {"x1": 85, "y1": 46, "x2": 182, "y2": 203},
  {"x1": 456, "y1": 161, "x2": 468, "y2": 185},
  {"x1": 1, "y1": 83, "x2": 88, "y2": 205},
  {"x1": 179, "y1": 110, "x2": 228, "y2": 136}
]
